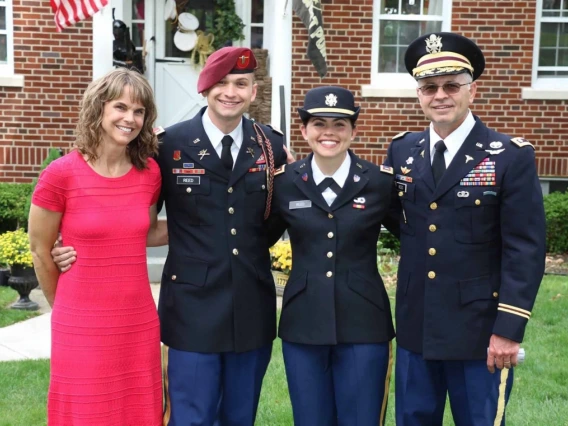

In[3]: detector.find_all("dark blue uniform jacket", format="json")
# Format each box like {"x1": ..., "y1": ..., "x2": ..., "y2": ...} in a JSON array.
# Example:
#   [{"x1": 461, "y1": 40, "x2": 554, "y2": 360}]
[{"x1": 384, "y1": 117, "x2": 546, "y2": 360}]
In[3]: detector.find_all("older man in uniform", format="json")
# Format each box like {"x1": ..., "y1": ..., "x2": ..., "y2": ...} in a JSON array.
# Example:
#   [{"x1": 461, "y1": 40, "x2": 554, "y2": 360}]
[
  {"x1": 383, "y1": 33, "x2": 546, "y2": 425},
  {"x1": 52, "y1": 47, "x2": 287, "y2": 426}
]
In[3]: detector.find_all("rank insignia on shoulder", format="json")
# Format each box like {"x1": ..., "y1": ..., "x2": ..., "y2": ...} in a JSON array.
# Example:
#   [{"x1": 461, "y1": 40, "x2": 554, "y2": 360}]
[
  {"x1": 267, "y1": 125, "x2": 284, "y2": 136},
  {"x1": 274, "y1": 165, "x2": 286, "y2": 176},
  {"x1": 380, "y1": 165, "x2": 394, "y2": 175},
  {"x1": 510, "y1": 137, "x2": 535, "y2": 150},
  {"x1": 153, "y1": 126, "x2": 165, "y2": 136},
  {"x1": 392, "y1": 131, "x2": 410, "y2": 140}
]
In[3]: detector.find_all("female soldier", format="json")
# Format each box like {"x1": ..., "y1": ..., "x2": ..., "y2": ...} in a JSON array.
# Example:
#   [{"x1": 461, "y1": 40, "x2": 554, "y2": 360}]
[{"x1": 268, "y1": 86, "x2": 396, "y2": 426}]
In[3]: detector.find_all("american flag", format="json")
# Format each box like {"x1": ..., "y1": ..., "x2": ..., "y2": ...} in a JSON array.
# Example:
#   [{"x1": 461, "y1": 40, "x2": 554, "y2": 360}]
[{"x1": 51, "y1": 0, "x2": 108, "y2": 32}]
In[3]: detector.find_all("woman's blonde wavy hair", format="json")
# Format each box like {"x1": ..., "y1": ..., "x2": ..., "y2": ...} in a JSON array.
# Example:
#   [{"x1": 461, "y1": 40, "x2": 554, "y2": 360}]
[{"x1": 75, "y1": 68, "x2": 158, "y2": 170}]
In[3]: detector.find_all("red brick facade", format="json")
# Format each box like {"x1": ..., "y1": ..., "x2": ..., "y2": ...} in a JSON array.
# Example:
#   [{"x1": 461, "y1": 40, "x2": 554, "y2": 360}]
[
  {"x1": 0, "y1": 2, "x2": 92, "y2": 182},
  {"x1": 290, "y1": 0, "x2": 568, "y2": 178}
]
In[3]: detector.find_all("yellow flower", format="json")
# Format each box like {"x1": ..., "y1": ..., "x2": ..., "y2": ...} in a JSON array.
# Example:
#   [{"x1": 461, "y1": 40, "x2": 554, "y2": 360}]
[
  {"x1": 269, "y1": 240, "x2": 292, "y2": 275},
  {"x1": 0, "y1": 228, "x2": 33, "y2": 267}
]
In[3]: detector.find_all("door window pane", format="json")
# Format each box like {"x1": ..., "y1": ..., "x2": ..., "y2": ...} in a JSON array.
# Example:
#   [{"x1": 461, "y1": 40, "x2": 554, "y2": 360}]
[
  {"x1": 251, "y1": 0, "x2": 263, "y2": 23},
  {"x1": 0, "y1": 7, "x2": 5, "y2": 30},
  {"x1": 165, "y1": 1, "x2": 214, "y2": 58},
  {"x1": 0, "y1": 34, "x2": 6, "y2": 63}
]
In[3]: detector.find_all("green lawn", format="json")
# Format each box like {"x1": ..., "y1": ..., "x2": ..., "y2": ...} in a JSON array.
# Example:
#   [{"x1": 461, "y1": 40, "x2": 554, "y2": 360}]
[
  {"x1": 0, "y1": 285, "x2": 39, "y2": 328},
  {"x1": 1, "y1": 276, "x2": 567, "y2": 425}
]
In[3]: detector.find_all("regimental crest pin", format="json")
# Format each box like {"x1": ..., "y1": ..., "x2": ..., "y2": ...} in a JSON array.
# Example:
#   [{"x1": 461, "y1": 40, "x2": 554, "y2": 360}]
[
  {"x1": 353, "y1": 174, "x2": 361, "y2": 182},
  {"x1": 198, "y1": 149, "x2": 210, "y2": 160},
  {"x1": 356, "y1": 163, "x2": 363, "y2": 169},
  {"x1": 465, "y1": 155, "x2": 474, "y2": 163},
  {"x1": 173, "y1": 150, "x2": 181, "y2": 161},
  {"x1": 406, "y1": 157, "x2": 414, "y2": 165},
  {"x1": 325, "y1": 93, "x2": 338, "y2": 107},
  {"x1": 401, "y1": 166, "x2": 411, "y2": 175},
  {"x1": 418, "y1": 138, "x2": 425, "y2": 145},
  {"x1": 192, "y1": 138, "x2": 200, "y2": 144},
  {"x1": 476, "y1": 142, "x2": 483, "y2": 148},
  {"x1": 301, "y1": 172, "x2": 308, "y2": 182}
]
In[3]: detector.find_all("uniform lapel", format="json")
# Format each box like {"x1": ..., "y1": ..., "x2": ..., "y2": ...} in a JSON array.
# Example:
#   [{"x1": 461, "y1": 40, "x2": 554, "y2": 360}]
[
  {"x1": 229, "y1": 118, "x2": 262, "y2": 186},
  {"x1": 411, "y1": 131, "x2": 435, "y2": 193},
  {"x1": 292, "y1": 154, "x2": 330, "y2": 213},
  {"x1": 432, "y1": 120, "x2": 489, "y2": 200},
  {"x1": 184, "y1": 110, "x2": 230, "y2": 180},
  {"x1": 330, "y1": 150, "x2": 369, "y2": 211}
]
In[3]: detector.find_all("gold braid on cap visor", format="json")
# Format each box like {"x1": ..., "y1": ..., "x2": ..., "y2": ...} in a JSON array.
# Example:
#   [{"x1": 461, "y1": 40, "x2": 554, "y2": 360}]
[{"x1": 412, "y1": 51, "x2": 474, "y2": 77}]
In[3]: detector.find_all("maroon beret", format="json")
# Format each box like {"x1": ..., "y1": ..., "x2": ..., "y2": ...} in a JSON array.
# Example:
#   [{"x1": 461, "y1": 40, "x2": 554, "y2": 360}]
[{"x1": 197, "y1": 47, "x2": 257, "y2": 94}]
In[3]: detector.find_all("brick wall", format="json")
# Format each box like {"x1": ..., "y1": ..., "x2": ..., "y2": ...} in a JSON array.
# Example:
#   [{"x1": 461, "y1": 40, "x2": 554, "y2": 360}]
[
  {"x1": 290, "y1": 0, "x2": 568, "y2": 177},
  {"x1": 0, "y1": 1, "x2": 92, "y2": 182}
]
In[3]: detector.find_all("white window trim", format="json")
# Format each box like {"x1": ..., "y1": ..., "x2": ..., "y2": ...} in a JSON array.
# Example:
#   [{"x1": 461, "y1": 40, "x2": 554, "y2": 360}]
[
  {"x1": 0, "y1": 0, "x2": 23, "y2": 87},
  {"x1": 523, "y1": 0, "x2": 568, "y2": 100},
  {"x1": 362, "y1": 0, "x2": 452, "y2": 98}
]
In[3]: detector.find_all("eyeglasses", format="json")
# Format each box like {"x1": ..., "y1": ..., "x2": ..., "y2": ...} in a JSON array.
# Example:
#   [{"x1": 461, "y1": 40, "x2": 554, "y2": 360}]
[{"x1": 418, "y1": 82, "x2": 470, "y2": 97}]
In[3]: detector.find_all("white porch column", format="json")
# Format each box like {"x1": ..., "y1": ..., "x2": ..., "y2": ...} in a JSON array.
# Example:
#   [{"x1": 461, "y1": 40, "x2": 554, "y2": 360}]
[
  {"x1": 92, "y1": 4, "x2": 116, "y2": 79},
  {"x1": 264, "y1": 0, "x2": 292, "y2": 145}
]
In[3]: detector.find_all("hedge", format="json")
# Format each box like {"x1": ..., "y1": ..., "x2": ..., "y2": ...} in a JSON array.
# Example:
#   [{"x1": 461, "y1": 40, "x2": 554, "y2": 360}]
[
  {"x1": 0, "y1": 183, "x2": 33, "y2": 233},
  {"x1": 544, "y1": 191, "x2": 568, "y2": 254}
]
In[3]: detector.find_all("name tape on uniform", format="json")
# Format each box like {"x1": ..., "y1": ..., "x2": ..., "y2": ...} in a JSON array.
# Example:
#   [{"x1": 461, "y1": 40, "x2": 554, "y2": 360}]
[
  {"x1": 289, "y1": 200, "x2": 312, "y2": 210},
  {"x1": 177, "y1": 176, "x2": 201, "y2": 185}
]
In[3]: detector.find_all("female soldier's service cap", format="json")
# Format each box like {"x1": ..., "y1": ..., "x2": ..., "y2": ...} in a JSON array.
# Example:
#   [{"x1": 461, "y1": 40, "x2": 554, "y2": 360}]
[
  {"x1": 404, "y1": 32, "x2": 485, "y2": 81},
  {"x1": 197, "y1": 47, "x2": 257, "y2": 94},
  {"x1": 297, "y1": 86, "x2": 360, "y2": 122}
]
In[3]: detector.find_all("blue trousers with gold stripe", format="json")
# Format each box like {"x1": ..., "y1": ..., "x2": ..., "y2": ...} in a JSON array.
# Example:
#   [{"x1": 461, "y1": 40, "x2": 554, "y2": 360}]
[
  {"x1": 395, "y1": 347, "x2": 514, "y2": 426},
  {"x1": 162, "y1": 344, "x2": 272, "y2": 426},
  {"x1": 283, "y1": 341, "x2": 393, "y2": 426}
]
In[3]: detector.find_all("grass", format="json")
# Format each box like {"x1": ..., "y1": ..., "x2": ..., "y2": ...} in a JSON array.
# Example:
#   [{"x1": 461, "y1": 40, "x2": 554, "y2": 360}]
[
  {"x1": 0, "y1": 285, "x2": 40, "y2": 328},
  {"x1": 1, "y1": 276, "x2": 567, "y2": 425}
]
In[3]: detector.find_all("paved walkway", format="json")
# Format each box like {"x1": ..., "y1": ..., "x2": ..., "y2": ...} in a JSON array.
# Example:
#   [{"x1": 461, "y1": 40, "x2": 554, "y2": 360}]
[{"x1": 0, "y1": 285, "x2": 282, "y2": 362}]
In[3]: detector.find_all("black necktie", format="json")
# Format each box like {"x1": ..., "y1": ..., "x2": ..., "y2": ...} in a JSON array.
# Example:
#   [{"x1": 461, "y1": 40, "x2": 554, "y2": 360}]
[
  {"x1": 317, "y1": 177, "x2": 342, "y2": 195},
  {"x1": 221, "y1": 135, "x2": 234, "y2": 171},
  {"x1": 432, "y1": 140, "x2": 447, "y2": 185}
]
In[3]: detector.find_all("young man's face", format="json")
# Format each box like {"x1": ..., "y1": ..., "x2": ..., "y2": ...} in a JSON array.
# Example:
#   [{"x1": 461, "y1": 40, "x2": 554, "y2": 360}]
[
  {"x1": 204, "y1": 73, "x2": 257, "y2": 125},
  {"x1": 416, "y1": 72, "x2": 477, "y2": 137}
]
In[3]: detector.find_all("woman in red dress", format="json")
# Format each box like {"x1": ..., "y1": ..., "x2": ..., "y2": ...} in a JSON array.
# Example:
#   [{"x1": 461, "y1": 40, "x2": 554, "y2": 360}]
[{"x1": 29, "y1": 68, "x2": 166, "y2": 425}]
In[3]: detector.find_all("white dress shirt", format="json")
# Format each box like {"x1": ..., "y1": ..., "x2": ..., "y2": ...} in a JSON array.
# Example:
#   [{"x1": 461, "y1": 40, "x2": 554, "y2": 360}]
[
  {"x1": 429, "y1": 110, "x2": 476, "y2": 167},
  {"x1": 202, "y1": 107, "x2": 243, "y2": 168},
  {"x1": 312, "y1": 153, "x2": 351, "y2": 206}
]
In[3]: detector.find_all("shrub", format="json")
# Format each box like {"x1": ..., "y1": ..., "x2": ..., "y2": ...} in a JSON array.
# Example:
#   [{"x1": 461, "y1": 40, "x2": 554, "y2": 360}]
[
  {"x1": 544, "y1": 191, "x2": 568, "y2": 254},
  {"x1": 0, "y1": 183, "x2": 33, "y2": 233},
  {"x1": 0, "y1": 228, "x2": 33, "y2": 267},
  {"x1": 269, "y1": 239, "x2": 292, "y2": 275},
  {"x1": 379, "y1": 228, "x2": 400, "y2": 254}
]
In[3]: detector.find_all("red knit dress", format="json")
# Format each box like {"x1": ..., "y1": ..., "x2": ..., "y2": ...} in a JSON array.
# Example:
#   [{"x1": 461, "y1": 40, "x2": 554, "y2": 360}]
[{"x1": 32, "y1": 151, "x2": 163, "y2": 426}]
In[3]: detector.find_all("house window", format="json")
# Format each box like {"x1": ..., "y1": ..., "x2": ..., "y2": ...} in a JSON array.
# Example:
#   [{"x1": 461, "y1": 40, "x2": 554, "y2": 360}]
[
  {"x1": 365, "y1": 0, "x2": 452, "y2": 95},
  {"x1": 535, "y1": 0, "x2": 568, "y2": 83},
  {"x1": 0, "y1": 0, "x2": 14, "y2": 75},
  {"x1": 250, "y1": 0, "x2": 264, "y2": 48}
]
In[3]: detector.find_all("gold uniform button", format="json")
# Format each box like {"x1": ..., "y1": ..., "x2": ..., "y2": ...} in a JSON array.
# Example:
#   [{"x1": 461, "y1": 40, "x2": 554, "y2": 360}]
[
  {"x1": 328, "y1": 213, "x2": 334, "y2": 219},
  {"x1": 171, "y1": 275, "x2": 177, "y2": 281},
  {"x1": 327, "y1": 252, "x2": 333, "y2": 258},
  {"x1": 232, "y1": 249, "x2": 239, "y2": 255},
  {"x1": 428, "y1": 248, "x2": 436, "y2": 256},
  {"x1": 228, "y1": 207, "x2": 235, "y2": 214},
  {"x1": 428, "y1": 271, "x2": 436, "y2": 279},
  {"x1": 228, "y1": 187, "x2": 233, "y2": 193},
  {"x1": 231, "y1": 229, "x2": 237, "y2": 235},
  {"x1": 475, "y1": 199, "x2": 481, "y2": 206},
  {"x1": 493, "y1": 292, "x2": 499, "y2": 298},
  {"x1": 430, "y1": 202, "x2": 437, "y2": 210},
  {"x1": 326, "y1": 271, "x2": 333, "y2": 278},
  {"x1": 429, "y1": 224, "x2": 437, "y2": 232},
  {"x1": 398, "y1": 191, "x2": 403, "y2": 197},
  {"x1": 327, "y1": 232, "x2": 334, "y2": 239},
  {"x1": 186, "y1": 187, "x2": 192, "y2": 193}
]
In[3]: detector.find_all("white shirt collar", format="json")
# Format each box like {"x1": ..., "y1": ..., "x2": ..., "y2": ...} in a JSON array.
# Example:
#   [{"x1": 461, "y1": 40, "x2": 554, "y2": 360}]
[
  {"x1": 311, "y1": 152, "x2": 351, "y2": 188},
  {"x1": 429, "y1": 110, "x2": 475, "y2": 160},
  {"x1": 202, "y1": 107, "x2": 243, "y2": 152}
]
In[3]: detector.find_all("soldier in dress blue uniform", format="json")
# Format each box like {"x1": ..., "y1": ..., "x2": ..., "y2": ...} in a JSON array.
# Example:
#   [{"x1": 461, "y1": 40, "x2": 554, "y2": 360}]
[
  {"x1": 155, "y1": 47, "x2": 288, "y2": 426},
  {"x1": 267, "y1": 86, "x2": 396, "y2": 426},
  {"x1": 383, "y1": 33, "x2": 546, "y2": 425}
]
